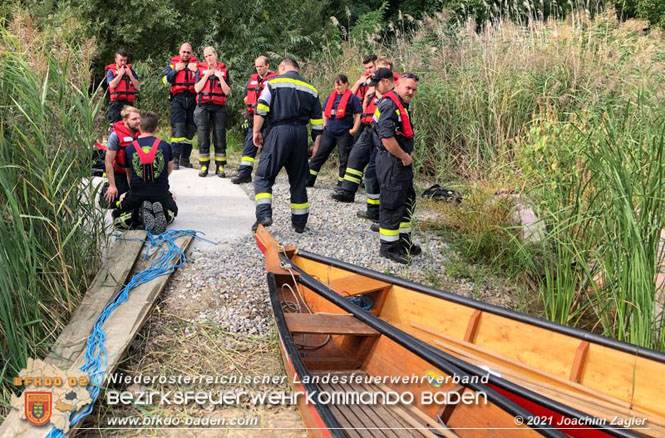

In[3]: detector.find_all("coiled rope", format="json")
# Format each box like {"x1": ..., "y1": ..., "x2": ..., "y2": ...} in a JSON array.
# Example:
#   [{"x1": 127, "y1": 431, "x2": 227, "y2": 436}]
[{"x1": 46, "y1": 229, "x2": 200, "y2": 437}]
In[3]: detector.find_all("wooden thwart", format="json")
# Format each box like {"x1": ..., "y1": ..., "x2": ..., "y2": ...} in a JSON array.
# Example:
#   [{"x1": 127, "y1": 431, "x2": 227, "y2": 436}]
[
  {"x1": 327, "y1": 274, "x2": 390, "y2": 296},
  {"x1": 285, "y1": 313, "x2": 380, "y2": 336}
]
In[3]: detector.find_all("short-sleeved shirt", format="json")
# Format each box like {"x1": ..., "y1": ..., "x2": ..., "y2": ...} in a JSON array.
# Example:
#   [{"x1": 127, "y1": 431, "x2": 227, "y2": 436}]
[
  {"x1": 323, "y1": 92, "x2": 362, "y2": 136},
  {"x1": 255, "y1": 70, "x2": 323, "y2": 132},
  {"x1": 374, "y1": 94, "x2": 414, "y2": 154},
  {"x1": 125, "y1": 136, "x2": 172, "y2": 194},
  {"x1": 106, "y1": 68, "x2": 139, "y2": 84},
  {"x1": 106, "y1": 132, "x2": 120, "y2": 151}
]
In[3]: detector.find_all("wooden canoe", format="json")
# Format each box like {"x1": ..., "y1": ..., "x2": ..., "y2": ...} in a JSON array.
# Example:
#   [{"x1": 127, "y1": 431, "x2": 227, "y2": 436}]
[{"x1": 256, "y1": 226, "x2": 661, "y2": 438}]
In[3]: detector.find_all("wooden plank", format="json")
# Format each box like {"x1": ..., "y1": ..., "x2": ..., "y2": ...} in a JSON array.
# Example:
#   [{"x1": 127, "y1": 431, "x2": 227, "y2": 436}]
[
  {"x1": 569, "y1": 341, "x2": 589, "y2": 383},
  {"x1": 0, "y1": 230, "x2": 146, "y2": 438},
  {"x1": 352, "y1": 381, "x2": 429, "y2": 438},
  {"x1": 47, "y1": 230, "x2": 146, "y2": 369},
  {"x1": 412, "y1": 322, "x2": 632, "y2": 409},
  {"x1": 97, "y1": 235, "x2": 192, "y2": 379},
  {"x1": 328, "y1": 274, "x2": 390, "y2": 296},
  {"x1": 0, "y1": 236, "x2": 193, "y2": 438},
  {"x1": 370, "y1": 382, "x2": 459, "y2": 438},
  {"x1": 319, "y1": 383, "x2": 378, "y2": 438},
  {"x1": 285, "y1": 313, "x2": 379, "y2": 336}
]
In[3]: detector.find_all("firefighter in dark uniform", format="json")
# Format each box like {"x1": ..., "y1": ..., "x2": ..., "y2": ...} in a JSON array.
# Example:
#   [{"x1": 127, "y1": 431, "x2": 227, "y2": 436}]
[
  {"x1": 163, "y1": 42, "x2": 198, "y2": 169},
  {"x1": 306, "y1": 74, "x2": 362, "y2": 188},
  {"x1": 349, "y1": 54, "x2": 377, "y2": 135},
  {"x1": 332, "y1": 60, "x2": 397, "y2": 224},
  {"x1": 232, "y1": 56, "x2": 277, "y2": 184},
  {"x1": 374, "y1": 71, "x2": 421, "y2": 264},
  {"x1": 252, "y1": 57, "x2": 323, "y2": 233},
  {"x1": 194, "y1": 46, "x2": 231, "y2": 178}
]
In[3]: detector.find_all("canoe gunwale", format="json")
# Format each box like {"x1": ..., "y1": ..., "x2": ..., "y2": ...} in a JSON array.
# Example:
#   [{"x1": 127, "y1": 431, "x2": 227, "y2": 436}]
[
  {"x1": 284, "y1": 253, "x2": 644, "y2": 438},
  {"x1": 267, "y1": 272, "x2": 346, "y2": 438},
  {"x1": 297, "y1": 250, "x2": 665, "y2": 364}
]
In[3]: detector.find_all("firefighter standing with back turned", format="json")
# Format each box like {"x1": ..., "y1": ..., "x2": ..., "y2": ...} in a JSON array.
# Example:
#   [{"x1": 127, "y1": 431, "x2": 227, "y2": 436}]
[
  {"x1": 163, "y1": 42, "x2": 198, "y2": 169},
  {"x1": 194, "y1": 46, "x2": 231, "y2": 178},
  {"x1": 232, "y1": 56, "x2": 277, "y2": 184},
  {"x1": 252, "y1": 57, "x2": 323, "y2": 233},
  {"x1": 374, "y1": 70, "x2": 422, "y2": 264}
]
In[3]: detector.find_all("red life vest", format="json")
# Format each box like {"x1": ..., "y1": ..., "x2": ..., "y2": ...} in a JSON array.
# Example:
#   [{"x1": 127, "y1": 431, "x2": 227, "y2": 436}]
[
  {"x1": 196, "y1": 62, "x2": 228, "y2": 105},
  {"x1": 111, "y1": 121, "x2": 140, "y2": 174},
  {"x1": 323, "y1": 89, "x2": 353, "y2": 119},
  {"x1": 105, "y1": 63, "x2": 137, "y2": 102},
  {"x1": 361, "y1": 93, "x2": 378, "y2": 125},
  {"x1": 355, "y1": 83, "x2": 369, "y2": 101},
  {"x1": 169, "y1": 56, "x2": 198, "y2": 95},
  {"x1": 246, "y1": 71, "x2": 277, "y2": 115},
  {"x1": 131, "y1": 138, "x2": 161, "y2": 182},
  {"x1": 383, "y1": 91, "x2": 414, "y2": 138}
]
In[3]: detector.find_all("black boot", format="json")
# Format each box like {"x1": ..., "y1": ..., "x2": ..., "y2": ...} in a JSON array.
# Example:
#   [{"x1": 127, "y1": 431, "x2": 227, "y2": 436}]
[
  {"x1": 331, "y1": 189, "x2": 354, "y2": 203},
  {"x1": 357, "y1": 210, "x2": 379, "y2": 221},
  {"x1": 252, "y1": 217, "x2": 273, "y2": 232},
  {"x1": 173, "y1": 153, "x2": 181, "y2": 170},
  {"x1": 380, "y1": 246, "x2": 410, "y2": 264},
  {"x1": 232, "y1": 173, "x2": 251, "y2": 184},
  {"x1": 199, "y1": 164, "x2": 209, "y2": 177}
]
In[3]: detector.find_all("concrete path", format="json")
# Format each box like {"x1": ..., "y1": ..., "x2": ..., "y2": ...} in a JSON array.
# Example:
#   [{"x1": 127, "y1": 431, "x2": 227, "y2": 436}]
[{"x1": 168, "y1": 167, "x2": 255, "y2": 251}]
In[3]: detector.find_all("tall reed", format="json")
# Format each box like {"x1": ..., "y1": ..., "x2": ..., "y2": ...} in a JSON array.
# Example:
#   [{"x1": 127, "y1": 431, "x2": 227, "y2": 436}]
[{"x1": 0, "y1": 20, "x2": 106, "y2": 411}]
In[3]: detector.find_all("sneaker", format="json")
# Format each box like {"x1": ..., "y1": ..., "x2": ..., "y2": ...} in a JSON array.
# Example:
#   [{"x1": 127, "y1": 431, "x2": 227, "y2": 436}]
[
  {"x1": 251, "y1": 217, "x2": 273, "y2": 232},
  {"x1": 370, "y1": 223, "x2": 379, "y2": 233},
  {"x1": 380, "y1": 247, "x2": 410, "y2": 265},
  {"x1": 199, "y1": 166, "x2": 208, "y2": 177},
  {"x1": 141, "y1": 201, "x2": 155, "y2": 232},
  {"x1": 331, "y1": 190, "x2": 354, "y2": 203},
  {"x1": 232, "y1": 174, "x2": 252, "y2": 184},
  {"x1": 357, "y1": 210, "x2": 379, "y2": 221},
  {"x1": 151, "y1": 201, "x2": 168, "y2": 234},
  {"x1": 216, "y1": 166, "x2": 226, "y2": 178},
  {"x1": 293, "y1": 224, "x2": 305, "y2": 233}
]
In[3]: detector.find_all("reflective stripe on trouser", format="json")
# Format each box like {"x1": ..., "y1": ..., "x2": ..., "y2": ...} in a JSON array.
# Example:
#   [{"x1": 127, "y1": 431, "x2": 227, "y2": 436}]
[
  {"x1": 194, "y1": 104, "x2": 227, "y2": 166},
  {"x1": 236, "y1": 121, "x2": 269, "y2": 177},
  {"x1": 170, "y1": 94, "x2": 197, "y2": 149},
  {"x1": 307, "y1": 129, "x2": 354, "y2": 186},
  {"x1": 340, "y1": 128, "x2": 373, "y2": 193},
  {"x1": 254, "y1": 124, "x2": 309, "y2": 227},
  {"x1": 375, "y1": 149, "x2": 416, "y2": 251},
  {"x1": 364, "y1": 144, "x2": 380, "y2": 218}
]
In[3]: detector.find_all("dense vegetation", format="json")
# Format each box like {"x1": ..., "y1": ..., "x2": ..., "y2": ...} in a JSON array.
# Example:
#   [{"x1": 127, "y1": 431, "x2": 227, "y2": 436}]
[
  {"x1": 2, "y1": 0, "x2": 665, "y2": 418},
  {"x1": 0, "y1": 12, "x2": 106, "y2": 412}
]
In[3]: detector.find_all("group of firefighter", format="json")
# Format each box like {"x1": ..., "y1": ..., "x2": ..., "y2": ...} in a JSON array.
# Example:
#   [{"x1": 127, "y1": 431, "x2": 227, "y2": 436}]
[{"x1": 103, "y1": 43, "x2": 421, "y2": 264}]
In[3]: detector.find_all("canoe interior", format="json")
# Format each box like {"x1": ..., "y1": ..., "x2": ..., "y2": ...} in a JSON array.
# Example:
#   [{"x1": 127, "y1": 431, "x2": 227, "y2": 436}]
[
  {"x1": 270, "y1": 271, "x2": 545, "y2": 438},
  {"x1": 290, "y1": 253, "x2": 665, "y2": 437}
]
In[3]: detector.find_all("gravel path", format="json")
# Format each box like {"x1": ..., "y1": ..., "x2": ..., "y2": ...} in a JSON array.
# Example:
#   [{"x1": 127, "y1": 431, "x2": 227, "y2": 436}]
[{"x1": 163, "y1": 172, "x2": 515, "y2": 338}]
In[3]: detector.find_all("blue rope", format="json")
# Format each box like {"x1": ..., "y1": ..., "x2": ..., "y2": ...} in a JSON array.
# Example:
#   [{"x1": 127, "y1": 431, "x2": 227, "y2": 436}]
[
  {"x1": 345, "y1": 294, "x2": 374, "y2": 312},
  {"x1": 46, "y1": 229, "x2": 199, "y2": 437}
]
